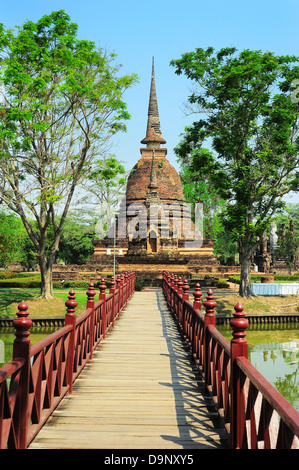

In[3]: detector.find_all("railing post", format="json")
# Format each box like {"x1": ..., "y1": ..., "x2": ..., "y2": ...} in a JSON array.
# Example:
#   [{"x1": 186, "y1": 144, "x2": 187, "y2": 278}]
[
  {"x1": 182, "y1": 279, "x2": 189, "y2": 302},
  {"x1": 177, "y1": 277, "x2": 183, "y2": 324},
  {"x1": 203, "y1": 289, "x2": 217, "y2": 382},
  {"x1": 130, "y1": 271, "x2": 133, "y2": 297},
  {"x1": 174, "y1": 275, "x2": 179, "y2": 318},
  {"x1": 166, "y1": 272, "x2": 171, "y2": 303},
  {"x1": 130, "y1": 271, "x2": 134, "y2": 294},
  {"x1": 99, "y1": 278, "x2": 107, "y2": 339},
  {"x1": 120, "y1": 274, "x2": 124, "y2": 311},
  {"x1": 13, "y1": 300, "x2": 32, "y2": 449},
  {"x1": 230, "y1": 302, "x2": 249, "y2": 449},
  {"x1": 124, "y1": 272, "x2": 128, "y2": 305},
  {"x1": 65, "y1": 290, "x2": 78, "y2": 395},
  {"x1": 109, "y1": 276, "x2": 116, "y2": 326},
  {"x1": 170, "y1": 274, "x2": 174, "y2": 310},
  {"x1": 193, "y1": 283, "x2": 203, "y2": 310},
  {"x1": 192, "y1": 284, "x2": 202, "y2": 360},
  {"x1": 203, "y1": 289, "x2": 217, "y2": 327},
  {"x1": 174, "y1": 275, "x2": 178, "y2": 291},
  {"x1": 116, "y1": 275, "x2": 121, "y2": 316},
  {"x1": 177, "y1": 277, "x2": 183, "y2": 295},
  {"x1": 86, "y1": 283, "x2": 96, "y2": 359},
  {"x1": 182, "y1": 279, "x2": 190, "y2": 338}
]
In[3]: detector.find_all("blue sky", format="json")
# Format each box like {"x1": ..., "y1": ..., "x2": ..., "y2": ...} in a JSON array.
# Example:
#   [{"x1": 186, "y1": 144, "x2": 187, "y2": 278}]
[{"x1": 1, "y1": 0, "x2": 299, "y2": 203}]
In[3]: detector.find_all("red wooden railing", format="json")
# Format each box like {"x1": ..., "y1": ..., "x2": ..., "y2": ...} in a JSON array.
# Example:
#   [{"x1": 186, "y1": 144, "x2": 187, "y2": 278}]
[
  {"x1": 0, "y1": 271, "x2": 135, "y2": 449},
  {"x1": 162, "y1": 270, "x2": 299, "y2": 449}
]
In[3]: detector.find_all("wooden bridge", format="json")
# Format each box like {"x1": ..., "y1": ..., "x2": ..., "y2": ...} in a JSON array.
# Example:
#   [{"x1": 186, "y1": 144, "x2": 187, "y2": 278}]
[
  {"x1": 1, "y1": 271, "x2": 299, "y2": 450},
  {"x1": 29, "y1": 288, "x2": 229, "y2": 449}
]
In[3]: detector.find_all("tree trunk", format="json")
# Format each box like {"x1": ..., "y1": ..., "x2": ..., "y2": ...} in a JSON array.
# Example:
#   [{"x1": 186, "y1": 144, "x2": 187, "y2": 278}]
[
  {"x1": 239, "y1": 249, "x2": 253, "y2": 298},
  {"x1": 39, "y1": 254, "x2": 55, "y2": 300}
]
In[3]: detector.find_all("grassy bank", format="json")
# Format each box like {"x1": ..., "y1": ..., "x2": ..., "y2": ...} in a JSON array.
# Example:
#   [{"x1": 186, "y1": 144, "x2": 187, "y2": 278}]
[
  {"x1": 0, "y1": 288, "x2": 91, "y2": 318},
  {"x1": 0, "y1": 286, "x2": 298, "y2": 320},
  {"x1": 213, "y1": 292, "x2": 298, "y2": 316}
]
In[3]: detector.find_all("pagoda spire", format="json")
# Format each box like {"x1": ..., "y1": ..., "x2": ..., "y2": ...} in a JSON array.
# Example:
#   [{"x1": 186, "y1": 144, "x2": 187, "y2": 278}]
[
  {"x1": 146, "y1": 149, "x2": 161, "y2": 208},
  {"x1": 141, "y1": 57, "x2": 166, "y2": 148},
  {"x1": 148, "y1": 150, "x2": 158, "y2": 192}
]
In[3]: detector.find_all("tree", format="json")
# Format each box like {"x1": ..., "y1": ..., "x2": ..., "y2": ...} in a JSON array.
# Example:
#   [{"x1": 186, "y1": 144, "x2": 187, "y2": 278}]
[
  {"x1": 58, "y1": 215, "x2": 96, "y2": 265},
  {"x1": 171, "y1": 47, "x2": 299, "y2": 297},
  {"x1": 178, "y1": 151, "x2": 225, "y2": 240},
  {"x1": 87, "y1": 154, "x2": 127, "y2": 206},
  {"x1": 0, "y1": 10, "x2": 138, "y2": 298},
  {"x1": 272, "y1": 203, "x2": 299, "y2": 273},
  {"x1": 0, "y1": 210, "x2": 27, "y2": 266},
  {"x1": 74, "y1": 154, "x2": 128, "y2": 226},
  {"x1": 273, "y1": 203, "x2": 299, "y2": 233}
]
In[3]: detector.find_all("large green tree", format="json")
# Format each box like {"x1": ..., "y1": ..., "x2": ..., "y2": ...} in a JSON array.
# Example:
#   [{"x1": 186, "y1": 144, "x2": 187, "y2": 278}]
[
  {"x1": 171, "y1": 47, "x2": 299, "y2": 297},
  {"x1": 0, "y1": 210, "x2": 27, "y2": 266},
  {"x1": 58, "y1": 215, "x2": 96, "y2": 265},
  {"x1": 272, "y1": 203, "x2": 299, "y2": 273},
  {"x1": 75, "y1": 153, "x2": 128, "y2": 226},
  {"x1": 0, "y1": 10, "x2": 137, "y2": 298},
  {"x1": 178, "y1": 151, "x2": 225, "y2": 240}
]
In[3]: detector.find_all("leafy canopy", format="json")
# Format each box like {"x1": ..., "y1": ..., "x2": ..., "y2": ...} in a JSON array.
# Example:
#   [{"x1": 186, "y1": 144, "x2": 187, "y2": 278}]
[
  {"x1": 171, "y1": 47, "x2": 299, "y2": 251},
  {"x1": 0, "y1": 10, "x2": 138, "y2": 297},
  {"x1": 0, "y1": 9, "x2": 137, "y2": 246}
]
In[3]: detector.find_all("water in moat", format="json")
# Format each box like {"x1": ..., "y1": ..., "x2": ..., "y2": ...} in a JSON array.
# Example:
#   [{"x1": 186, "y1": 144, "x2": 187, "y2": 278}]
[
  {"x1": 0, "y1": 326, "x2": 60, "y2": 368},
  {"x1": 1, "y1": 323, "x2": 299, "y2": 412},
  {"x1": 217, "y1": 322, "x2": 299, "y2": 412}
]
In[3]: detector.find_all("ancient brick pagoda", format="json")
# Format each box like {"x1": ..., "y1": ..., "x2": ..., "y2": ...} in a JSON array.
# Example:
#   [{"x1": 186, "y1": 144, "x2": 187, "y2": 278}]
[
  {"x1": 88, "y1": 58, "x2": 222, "y2": 280},
  {"x1": 54, "y1": 59, "x2": 238, "y2": 285}
]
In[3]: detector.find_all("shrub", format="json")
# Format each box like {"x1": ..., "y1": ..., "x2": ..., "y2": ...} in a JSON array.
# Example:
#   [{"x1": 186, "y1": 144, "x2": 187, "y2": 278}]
[
  {"x1": 0, "y1": 276, "x2": 41, "y2": 288},
  {"x1": 228, "y1": 273, "x2": 299, "y2": 284},
  {"x1": 216, "y1": 278, "x2": 229, "y2": 288},
  {"x1": 0, "y1": 271, "x2": 37, "y2": 280},
  {"x1": 135, "y1": 280, "x2": 143, "y2": 291}
]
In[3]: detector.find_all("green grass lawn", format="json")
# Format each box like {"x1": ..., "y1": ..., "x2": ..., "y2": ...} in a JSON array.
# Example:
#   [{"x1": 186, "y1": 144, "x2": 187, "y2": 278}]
[{"x1": 0, "y1": 288, "x2": 95, "y2": 318}]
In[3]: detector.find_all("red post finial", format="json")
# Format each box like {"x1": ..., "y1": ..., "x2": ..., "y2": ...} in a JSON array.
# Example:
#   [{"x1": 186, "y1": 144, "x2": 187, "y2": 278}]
[
  {"x1": 65, "y1": 290, "x2": 77, "y2": 394},
  {"x1": 86, "y1": 283, "x2": 96, "y2": 359},
  {"x1": 182, "y1": 279, "x2": 190, "y2": 301},
  {"x1": 109, "y1": 276, "x2": 116, "y2": 326},
  {"x1": 177, "y1": 276, "x2": 183, "y2": 295},
  {"x1": 13, "y1": 300, "x2": 33, "y2": 448},
  {"x1": 230, "y1": 302, "x2": 249, "y2": 449},
  {"x1": 193, "y1": 283, "x2": 202, "y2": 310},
  {"x1": 65, "y1": 290, "x2": 78, "y2": 318},
  {"x1": 174, "y1": 275, "x2": 178, "y2": 291},
  {"x1": 99, "y1": 278, "x2": 107, "y2": 337},
  {"x1": 13, "y1": 300, "x2": 32, "y2": 345},
  {"x1": 203, "y1": 289, "x2": 217, "y2": 326},
  {"x1": 230, "y1": 302, "x2": 248, "y2": 359},
  {"x1": 99, "y1": 278, "x2": 107, "y2": 296},
  {"x1": 109, "y1": 276, "x2": 116, "y2": 293},
  {"x1": 86, "y1": 282, "x2": 96, "y2": 306}
]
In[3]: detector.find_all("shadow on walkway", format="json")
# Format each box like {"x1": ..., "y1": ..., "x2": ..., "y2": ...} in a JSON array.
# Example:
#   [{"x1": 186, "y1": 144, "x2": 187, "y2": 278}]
[{"x1": 155, "y1": 290, "x2": 230, "y2": 449}]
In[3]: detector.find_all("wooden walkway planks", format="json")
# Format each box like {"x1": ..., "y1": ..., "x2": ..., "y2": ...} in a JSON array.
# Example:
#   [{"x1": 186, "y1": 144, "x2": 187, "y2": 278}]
[{"x1": 29, "y1": 289, "x2": 230, "y2": 449}]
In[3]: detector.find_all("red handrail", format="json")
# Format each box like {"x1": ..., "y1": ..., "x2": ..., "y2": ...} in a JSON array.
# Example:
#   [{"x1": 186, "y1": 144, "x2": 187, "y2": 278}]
[
  {"x1": 162, "y1": 270, "x2": 299, "y2": 449},
  {"x1": 0, "y1": 271, "x2": 135, "y2": 449}
]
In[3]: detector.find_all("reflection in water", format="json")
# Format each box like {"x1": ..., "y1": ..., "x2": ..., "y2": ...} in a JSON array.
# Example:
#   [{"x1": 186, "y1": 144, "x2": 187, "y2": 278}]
[
  {"x1": 0, "y1": 327, "x2": 59, "y2": 368},
  {"x1": 1, "y1": 323, "x2": 299, "y2": 412},
  {"x1": 217, "y1": 324, "x2": 299, "y2": 412},
  {"x1": 249, "y1": 340, "x2": 299, "y2": 412}
]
